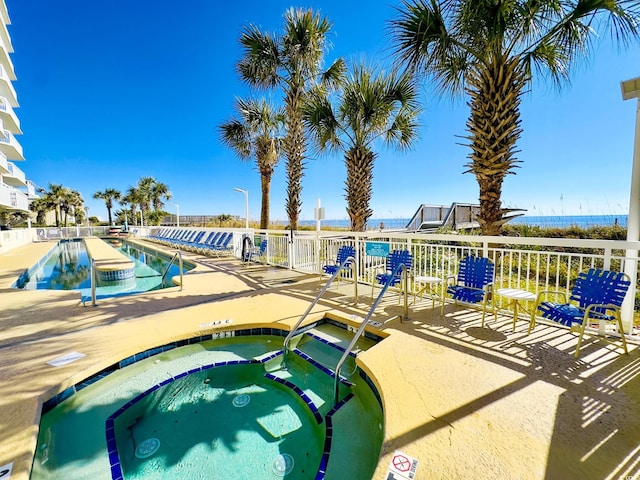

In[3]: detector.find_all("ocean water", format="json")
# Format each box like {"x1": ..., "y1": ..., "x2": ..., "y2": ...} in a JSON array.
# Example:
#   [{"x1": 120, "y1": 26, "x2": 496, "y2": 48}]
[{"x1": 299, "y1": 215, "x2": 629, "y2": 230}]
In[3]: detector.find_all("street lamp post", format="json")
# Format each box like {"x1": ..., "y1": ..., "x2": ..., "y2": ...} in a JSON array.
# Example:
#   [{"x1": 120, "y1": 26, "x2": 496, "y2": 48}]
[
  {"x1": 169, "y1": 202, "x2": 180, "y2": 227},
  {"x1": 620, "y1": 76, "x2": 640, "y2": 333},
  {"x1": 233, "y1": 188, "x2": 249, "y2": 229}
]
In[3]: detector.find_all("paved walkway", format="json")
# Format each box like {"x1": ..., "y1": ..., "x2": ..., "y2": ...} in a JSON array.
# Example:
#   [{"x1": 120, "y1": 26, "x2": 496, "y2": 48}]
[{"x1": 1, "y1": 239, "x2": 639, "y2": 480}]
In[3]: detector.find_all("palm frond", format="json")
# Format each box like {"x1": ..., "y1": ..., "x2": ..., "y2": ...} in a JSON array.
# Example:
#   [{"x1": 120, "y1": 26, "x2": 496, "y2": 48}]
[
  {"x1": 218, "y1": 119, "x2": 252, "y2": 160},
  {"x1": 302, "y1": 86, "x2": 344, "y2": 153},
  {"x1": 320, "y1": 58, "x2": 347, "y2": 90},
  {"x1": 237, "y1": 25, "x2": 281, "y2": 88}
]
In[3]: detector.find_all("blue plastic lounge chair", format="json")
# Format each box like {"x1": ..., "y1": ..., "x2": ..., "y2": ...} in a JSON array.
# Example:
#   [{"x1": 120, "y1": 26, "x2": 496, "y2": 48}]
[
  {"x1": 213, "y1": 233, "x2": 234, "y2": 256},
  {"x1": 202, "y1": 232, "x2": 233, "y2": 256},
  {"x1": 372, "y1": 249, "x2": 412, "y2": 301},
  {"x1": 323, "y1": 245, "x2": 355, "y2": 283},
  {"x1": 193, "y1": 231, "x2": 215, "y2": 251},
  {"x1": 444, "y1": 256, "x2": 494, "y2": 325},
  {"x1": 197, "y1": 232, "x2": 222, "y2": 253},
  {"x1": 535, "y1": 268, "x2": 630, "y2": 357}
]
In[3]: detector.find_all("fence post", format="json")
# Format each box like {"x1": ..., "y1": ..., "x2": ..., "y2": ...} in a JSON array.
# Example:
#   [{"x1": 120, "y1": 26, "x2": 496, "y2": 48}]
[
  {"x1": 91, "y1": 259, "x2": 97, "y2": 307},
  {"x1": 288, "y1": 228, "x2": 294, "y2": 270}
]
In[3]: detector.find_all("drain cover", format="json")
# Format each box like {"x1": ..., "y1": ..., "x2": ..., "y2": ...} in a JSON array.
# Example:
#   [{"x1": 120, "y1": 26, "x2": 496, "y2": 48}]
[
  {"x1": 272, "y1": 453, "x2": 294, "y2": 476},
  {"x1": 135, "y1": 438, "x2": 160, "y2": 459},
  {"x1": 232, "y1": 393, "x2": 250, "y2": 407}
]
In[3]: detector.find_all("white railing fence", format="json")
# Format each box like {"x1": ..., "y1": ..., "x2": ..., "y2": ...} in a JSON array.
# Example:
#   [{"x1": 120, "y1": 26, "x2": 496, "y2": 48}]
[
  {"x1": 7, "y1": 226, "x2": 637, "y2": 337},
  {"x1": 250, "y1": 230, "x2": 640, "y2": 336}
]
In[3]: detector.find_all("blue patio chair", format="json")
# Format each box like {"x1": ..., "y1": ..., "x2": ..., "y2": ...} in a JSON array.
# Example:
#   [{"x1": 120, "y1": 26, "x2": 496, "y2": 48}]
[
  {"x1": 444, "y1": 256, "x2": 494, "y2": 325},
  {"x1": 245, "y1": 239, "x2": 268, "y2": 264},
  {"x1": 323, "y1": 245, "x2": 355, "y2": 284},
  {"x1": 535, "y1": 268, "x2": 630, "y2": 357},
  {"x1": 372, "y1": 249, "x2": 412, "y2": 301}
]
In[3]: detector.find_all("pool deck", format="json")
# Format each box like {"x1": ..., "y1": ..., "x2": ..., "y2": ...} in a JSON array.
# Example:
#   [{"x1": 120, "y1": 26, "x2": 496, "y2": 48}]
[{"x1": 1, "y1": 238, "x2": 640, "y2": 479}]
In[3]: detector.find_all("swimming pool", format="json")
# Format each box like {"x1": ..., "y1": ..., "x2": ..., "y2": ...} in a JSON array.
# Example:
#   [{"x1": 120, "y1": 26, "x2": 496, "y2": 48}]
[
  {"x1": 14, "y1": 239, "x2": 194, "y2": 299},
  {"x1": 30, "y1": 322, "x2": 384, "y2": 479}
]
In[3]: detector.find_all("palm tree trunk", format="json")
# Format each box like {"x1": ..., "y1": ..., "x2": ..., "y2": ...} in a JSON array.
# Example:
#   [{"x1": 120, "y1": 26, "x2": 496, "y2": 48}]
[
  {"x1": 464, "y1": 57, "x2": 526, "y2": 236},
  {"x1": 345, "y1": 146, "x2": 375, "y2": 232},
  {"x1": 284, "y1": 86, "x2": 306, "y2": 230},
  {"x1": 260, "y1": 171, "x2": 272, "y2": 229}
]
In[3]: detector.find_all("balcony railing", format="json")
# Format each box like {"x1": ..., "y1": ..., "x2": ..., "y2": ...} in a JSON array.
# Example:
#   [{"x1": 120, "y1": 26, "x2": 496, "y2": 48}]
[
  {"x1": 0, "y1": 149, "x2": 7, "y2": 174},
  {"x1": 0, "y1": 96, "x2": 20, "y2": 132},
  {"x1": 0, "y1": 129, "x2": 23, "y2": 160},
  {"x1": 4, "y1": 161, "x2": 26, "y2": 186},
  {"x1": 0, "y1": 182, "x2": 27, "y2": 210},
  {"x1": 25, "y1": 180, "x2": 38, "y2": 198},
  {"x1": 0, "y1": 64, "x2": 17, "y2": 107}
]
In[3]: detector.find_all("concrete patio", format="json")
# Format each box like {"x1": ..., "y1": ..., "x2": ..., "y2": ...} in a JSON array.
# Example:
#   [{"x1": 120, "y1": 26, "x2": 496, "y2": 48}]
[{"x1": 1, "y1": 239, "x2": 639, "y2": 479}]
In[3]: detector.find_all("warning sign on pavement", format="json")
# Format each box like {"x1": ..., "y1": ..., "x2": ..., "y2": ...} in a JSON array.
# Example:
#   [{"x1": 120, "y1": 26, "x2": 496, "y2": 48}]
[{"x1": 386, "y1": 450, "x2": 419, "y2": 479}]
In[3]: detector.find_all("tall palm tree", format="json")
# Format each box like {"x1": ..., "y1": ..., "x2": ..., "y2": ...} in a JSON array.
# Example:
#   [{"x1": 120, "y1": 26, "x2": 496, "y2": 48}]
[
  {"x1": 150, "y1": 181, "x2": 171, "y2": 212},
  {"x1": 123, "y1": 187, "x2": 143, "y2": 226},
  {"x1": 30, "y1": 196, "x2": 52, "y2": 225},
  {"x1": 237, "y1": 8, "x2": 344, "y2": 229},
  {"x1": 42, "y1": 183, "x2": 68, "y2": 227},
  {"x1": 61, "y1": 189, "x2": 84, "y2": 226},
  {"x1": 93, "y1": 188, "x2": 121, "y2": 226},
  {"x1": 136, "y1": 176, "x2": 155, "y2": 224},
  {"x1": 391, "y1": 0, "x2": 640, "y2": 235},
  {"x1": 219, "y1": 97, "x2": 284, "y2": 229},
  {"x1": 304, "y1": 65, "x2": 421, "y2": 231}
]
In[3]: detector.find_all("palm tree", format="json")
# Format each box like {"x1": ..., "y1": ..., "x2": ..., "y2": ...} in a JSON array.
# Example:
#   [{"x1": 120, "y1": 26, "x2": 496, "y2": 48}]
[
  {"x1": 93, "y1": 188, "x2": 121, "y2": 226},
  {"x1": 136, "y1": 176, "x2": 155, "y2": 224},
  {"x1": 304, "y1": 65, "x2": 421, "y2": 231},
  {"x1": 42, "y1": 183, "x2": 68, "y2": 227},
  {"x1": 150, "y1": 181, "x2": 171, "y2": 212},
  {"x1": 30, "y1": 196, "x2": 52, "y2": 225},
  {"x1": 61, "y1": 189, "x2": 84, "y2": 226},
  {"x1": 237, "y1": 8, "x2": 344, "y2": 229},
  {"x1": 219, "y1": 97, "x2": 284, "y2": 229},
  {"x1": 391, "y1": 0, "x2": 640, "y2": 235},
  {"x1": 122, "y1": 187, "x2": 143, "y2": 226}
]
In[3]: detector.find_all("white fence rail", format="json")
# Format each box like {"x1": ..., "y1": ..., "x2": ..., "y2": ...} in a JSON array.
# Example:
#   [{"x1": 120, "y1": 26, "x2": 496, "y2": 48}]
[{"x1": 19, "y1": 226, "x2": 636, "y2": 336}]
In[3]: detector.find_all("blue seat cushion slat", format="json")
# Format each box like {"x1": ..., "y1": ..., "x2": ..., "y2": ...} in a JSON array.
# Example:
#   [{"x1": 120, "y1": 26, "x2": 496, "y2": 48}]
[{"x1": 447, "y1": 285, "x2": 485, "y2": 304}]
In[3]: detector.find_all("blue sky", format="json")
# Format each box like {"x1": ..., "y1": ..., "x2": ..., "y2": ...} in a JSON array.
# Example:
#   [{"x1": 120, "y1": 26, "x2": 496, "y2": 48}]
[{"x1": 7, "y1": 0, "x2": 640, "y2": 223}]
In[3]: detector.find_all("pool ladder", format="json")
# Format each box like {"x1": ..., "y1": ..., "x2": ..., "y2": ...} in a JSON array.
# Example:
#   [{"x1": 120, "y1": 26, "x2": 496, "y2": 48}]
[
  {"x1": 332, "y1": 262, "x2": 409, "y2": 405},
  {"x1": 282, "y1": 256, "x2": 410, "y2": 406},
  {"x1": 282, "y1": 255, "x2": 357, "y2": 368},
  {"x1": 161, "y1": 251, "x2": 183, "y2": 291}
]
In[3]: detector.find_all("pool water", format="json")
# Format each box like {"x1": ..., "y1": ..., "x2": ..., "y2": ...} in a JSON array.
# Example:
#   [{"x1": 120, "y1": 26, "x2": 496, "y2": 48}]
[
  {"x1": 15, "y1": 239, "x2": 192, "y2": 299},
  {"x1": 31, "y1": 326, "x2": 383, "y2": 479}
]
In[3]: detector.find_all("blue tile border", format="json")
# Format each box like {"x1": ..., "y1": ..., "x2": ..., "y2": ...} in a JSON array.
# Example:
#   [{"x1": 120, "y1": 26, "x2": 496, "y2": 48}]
[
  {"x1": 314, "y1": 392, "x2": 355, "y2": 479},
  {"x1": 263, "y1": 372, "x2": 324, "y2": 424},
  {"x1": 41, "y1": 327, "x2": 288, "y2": 413},
  {"x1": 292, "y1": 348, "x2": 354, "y2": 387}
]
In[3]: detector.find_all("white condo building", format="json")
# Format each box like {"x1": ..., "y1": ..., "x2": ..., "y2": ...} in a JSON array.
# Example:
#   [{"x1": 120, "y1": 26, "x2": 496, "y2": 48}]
[{"x1": 0, "y1": 0, "x2": 34, "y2": 228}]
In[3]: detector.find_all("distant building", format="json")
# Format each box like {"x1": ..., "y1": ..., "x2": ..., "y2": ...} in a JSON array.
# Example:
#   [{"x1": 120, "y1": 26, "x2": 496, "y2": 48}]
[{"x1": 0, "y1": 1, "x2": 36, "y2": 228}]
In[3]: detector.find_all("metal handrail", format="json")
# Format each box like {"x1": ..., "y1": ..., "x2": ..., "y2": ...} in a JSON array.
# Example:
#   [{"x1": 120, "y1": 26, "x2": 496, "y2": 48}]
[
  {"x1": 282, "y1": 255, "x2": 357, "y2": 365},
  {"x1": 90, "y1": 258, "x2": 97, "y2": 306},
  {"x1": 333, "y1": 262, "x2": 409, "y2": 406},
  {"x1": 161, "y1": 251, "x2": 183, "y2": 291}
]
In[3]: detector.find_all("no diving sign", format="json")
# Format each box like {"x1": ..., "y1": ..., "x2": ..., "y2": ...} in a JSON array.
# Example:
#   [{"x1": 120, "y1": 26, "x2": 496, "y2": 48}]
[{"x1": 386, "y1": 450, "x2": 419, "y2": 479}]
